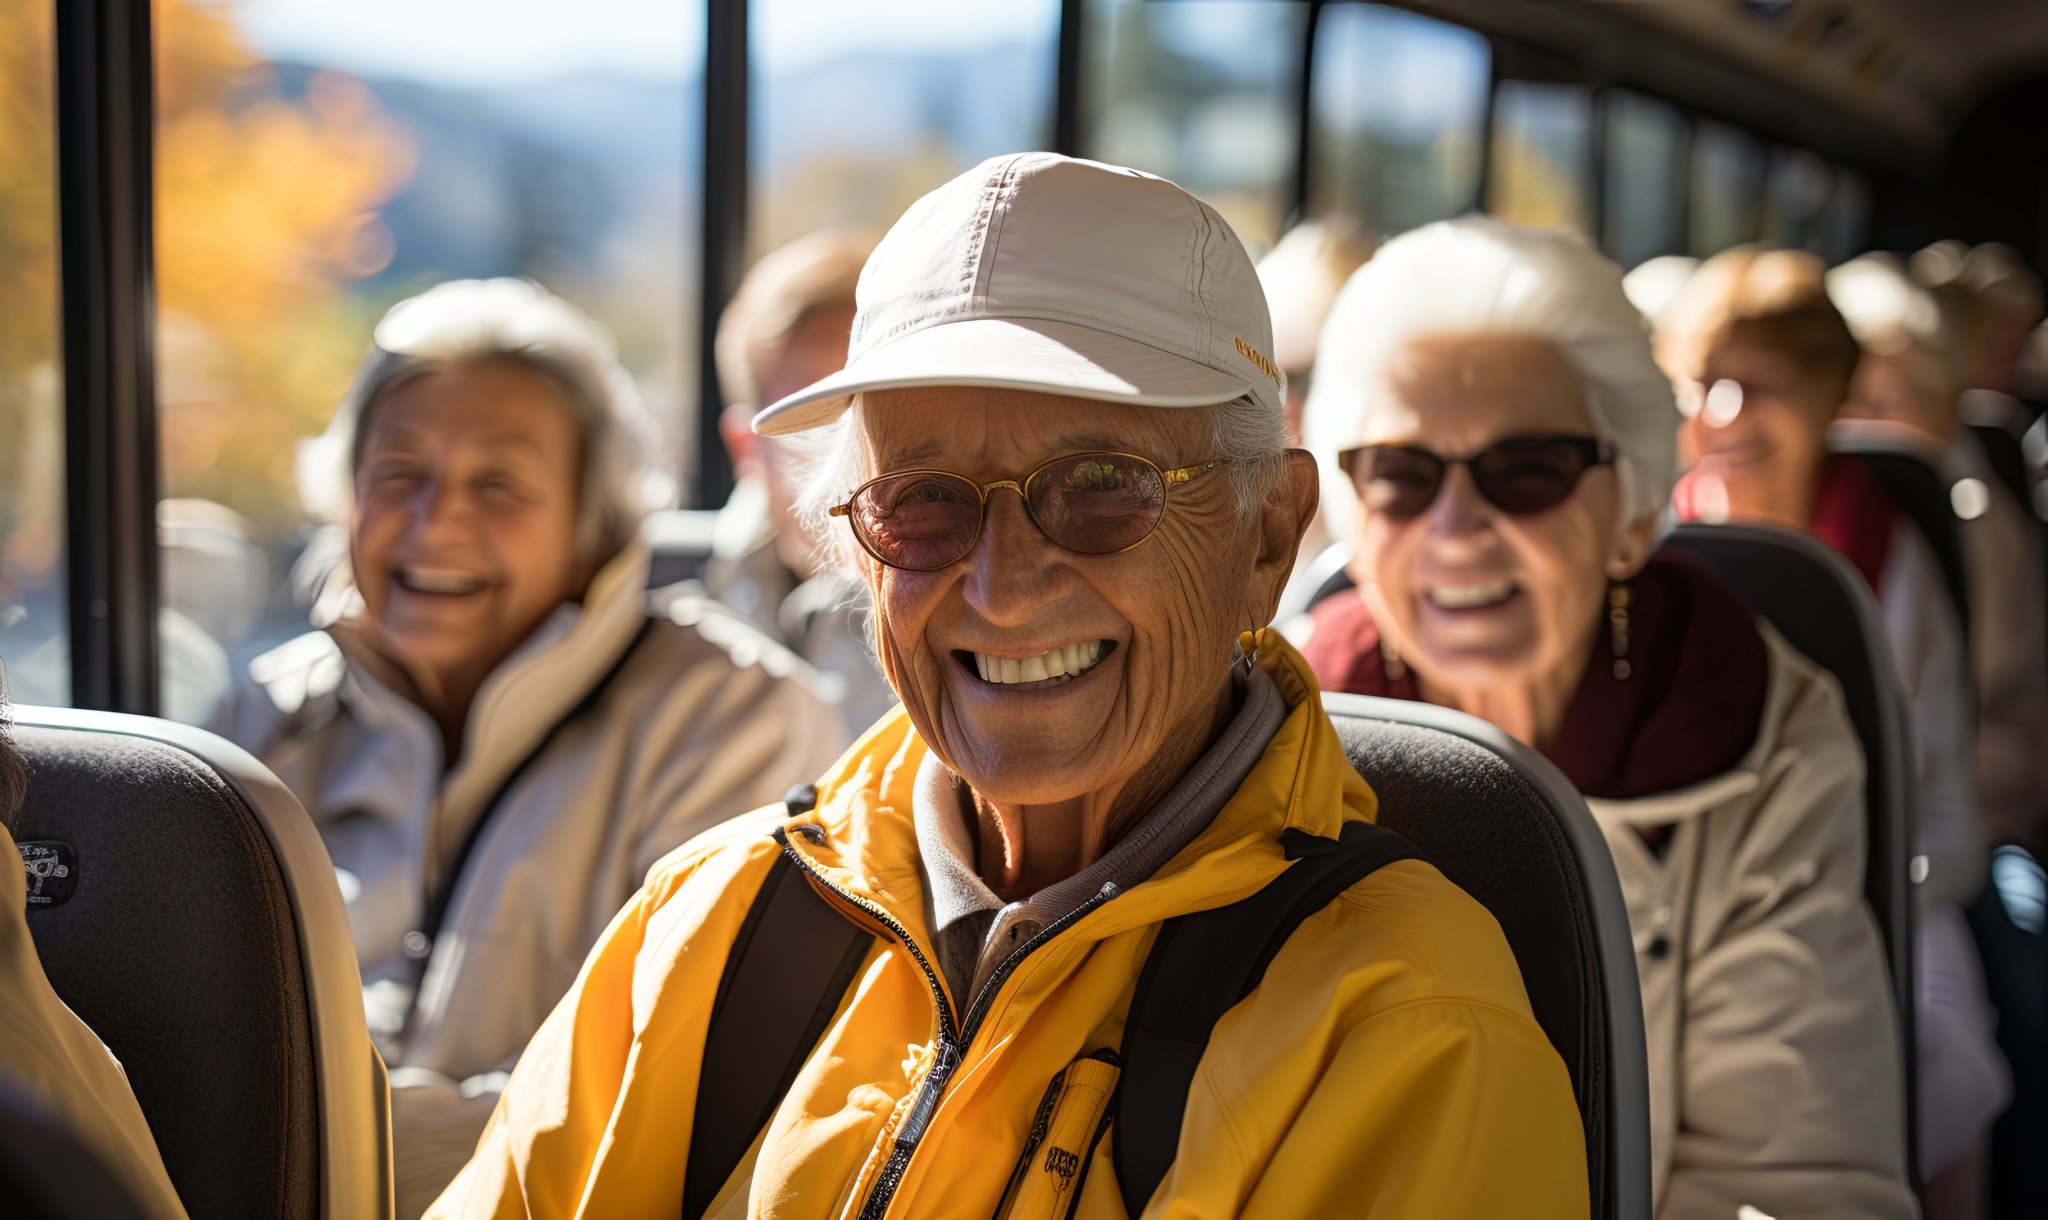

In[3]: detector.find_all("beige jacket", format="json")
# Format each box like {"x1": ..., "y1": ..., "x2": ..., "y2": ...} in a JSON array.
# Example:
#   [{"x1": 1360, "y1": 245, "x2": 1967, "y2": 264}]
[
  {"x1": 1589, "y1": 625, "x2": 1915, "y2": 1220},
  {"x1": 210, "y1": 541, "x2": 848, "y2": 1216},
  {"x1": 2, "y1": 823, "x2": 187, "y2": 1220}
]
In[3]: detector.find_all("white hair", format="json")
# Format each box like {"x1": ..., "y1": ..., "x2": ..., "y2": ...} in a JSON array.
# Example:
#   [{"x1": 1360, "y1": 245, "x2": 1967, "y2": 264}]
[
  {"x1": 297, "y1": 278, "x2": 674, "y2": 573},
  {"x1": 792, "y1": 393, "x2": 1286, "y2": 576},
  {"x1": 1301, "y1": 216, "x2": 1678, "y2": 541}
]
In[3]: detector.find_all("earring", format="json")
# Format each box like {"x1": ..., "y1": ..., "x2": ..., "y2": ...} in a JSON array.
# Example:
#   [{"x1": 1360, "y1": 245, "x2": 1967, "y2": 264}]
[
  {"x1": 1608, "y1": 583, "x2": 1632, "y2": 680},
  {"x1": 1382, "y1": 634, "x2": 1407, "y2": 683}
]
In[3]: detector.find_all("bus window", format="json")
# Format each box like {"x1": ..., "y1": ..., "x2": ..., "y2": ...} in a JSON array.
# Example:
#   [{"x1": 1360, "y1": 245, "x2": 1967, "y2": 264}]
[
  {"x1": 0, "y1": 1, "x2": 66, "y2": 705},
  {"x1": 150, "y1": 0, "x2": 704, "y2": 724},
  {"x1": 1082, "y1": 0, "x2": 1306, "y2": 250},
  {"x1": 1487, "y1": 80, "x2": 1593, "y2": 235},
  {"x1": 1689, "y1": 118, "x2": 1765, "y2": 255},
  {"x1": 1309, "y1": 4, "x2": 1488, "y2": 239},
  {"x1": 1603, "y1": 90, "x2": 1689, "y2": 268},
  {"x1": 749, "y1": 0, "x2": 1058, "y2": 259},
  {"x1": 1761, "y1": 145, "x2": 1834, "y2": 253}
]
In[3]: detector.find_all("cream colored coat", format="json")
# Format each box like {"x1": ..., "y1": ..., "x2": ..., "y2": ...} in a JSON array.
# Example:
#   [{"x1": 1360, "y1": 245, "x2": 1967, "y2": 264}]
[
  {"x1": 210, "y1": 541, "x2": 848, "y2": 1216},
  {"x1": 1588, "y1": 625, "x2": 1916, "y2": 1220}
]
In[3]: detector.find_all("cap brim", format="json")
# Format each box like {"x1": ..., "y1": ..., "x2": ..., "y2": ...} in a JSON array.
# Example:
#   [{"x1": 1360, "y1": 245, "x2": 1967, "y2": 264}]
[{"x1": 752, "y1": 316, "x2": 1258, "y2": 436}]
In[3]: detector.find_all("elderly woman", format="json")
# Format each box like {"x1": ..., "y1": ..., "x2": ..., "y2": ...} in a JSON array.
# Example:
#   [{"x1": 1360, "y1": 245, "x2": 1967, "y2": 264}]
[
  {"x1": 209, "y1": 279, "x2": 845, "y2": 1216},
  {"x1": 429, "y1": 155, "x2": 1584, "y2": 1219},
  {"x1": 1656, "y1": 248, "x2": 2007, "y2": 1211},
  {"x1": 1293, "y1": 219, "x2": 1913, "y2": 1219}
]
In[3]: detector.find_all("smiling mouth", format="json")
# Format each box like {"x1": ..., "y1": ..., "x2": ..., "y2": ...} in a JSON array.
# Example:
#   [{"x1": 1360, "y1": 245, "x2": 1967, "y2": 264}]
[
  {"x1": 1423, "y1": 582, "x2": 1518, "y2": 611},
  {"x1": 956, "y1": 640, "x2": 1116, "y2": 690},
  {"x1": 393, "y1": 566, "x2": 491, "y2": 597}
]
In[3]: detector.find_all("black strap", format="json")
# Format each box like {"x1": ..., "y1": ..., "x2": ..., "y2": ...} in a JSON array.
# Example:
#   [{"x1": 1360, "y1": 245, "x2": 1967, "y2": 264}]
[
  {"x1": 415, "y1": 619, "x2": 656, "y2": 955},
  {"x1": 682, "y1": 820, "x2": 872, "y2": 1218},
  {"x1": 1114, "y1": 820, "x2": 1425, "y2": 1216}
]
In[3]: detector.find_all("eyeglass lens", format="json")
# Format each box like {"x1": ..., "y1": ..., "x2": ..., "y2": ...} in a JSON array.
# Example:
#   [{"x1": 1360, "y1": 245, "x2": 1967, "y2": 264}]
[
  {"x1": 848, "y1": 452, "x2": 1169, "y2": 570},
  {"x1": 1351, "y1": 438, "x2": 1601, "y2": 521}
]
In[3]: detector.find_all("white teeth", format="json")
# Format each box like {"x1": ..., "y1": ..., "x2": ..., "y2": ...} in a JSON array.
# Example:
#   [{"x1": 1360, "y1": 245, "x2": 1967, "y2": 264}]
[
  {"x1": 973, "y1": 640, "x2": 1106, "y2": 686},
  {"x1": 400, "y1": 567, "x2": 487, "y2": 595},
  {"x1": 1428, "y1": 582, "x2": 1514, "y2": 609}
]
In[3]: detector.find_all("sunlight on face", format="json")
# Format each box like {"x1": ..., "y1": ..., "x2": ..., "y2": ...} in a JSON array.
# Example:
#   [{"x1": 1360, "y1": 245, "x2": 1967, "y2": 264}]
[
  {"x1": 349, "y1": 358, "x2": 583, "y2": 691},
  {"x1": 854, "y1": 388, "x2": 1268, "y2": 808},
  {"x1": 1345, "y1": 333, "x2": 1626, "y2": 697},
  {"x1": 1677, "y1": 327, "x2": 1842, "y2": 528}
]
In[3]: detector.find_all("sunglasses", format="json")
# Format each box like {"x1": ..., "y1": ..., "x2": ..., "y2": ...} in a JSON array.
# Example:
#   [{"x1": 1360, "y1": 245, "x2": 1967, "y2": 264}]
[
  {"x1": 1338, "y1": 435, "x2": 1612, "y2": 521},
  {"x1": 828, "y1": 451, "x2": 1230, "y2": 572}
]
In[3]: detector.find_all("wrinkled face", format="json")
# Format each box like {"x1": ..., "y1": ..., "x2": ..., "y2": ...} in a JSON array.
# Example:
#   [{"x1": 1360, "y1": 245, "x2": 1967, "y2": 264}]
[
  {"x1": 350, "y1": 358, "x2": 583, "y2": 689},
  {"x1": 855, "y1": 388, "x2": 1276, "y2": 808},
  {"x1": 1677, "y1": 327, "x2": 1842, "y2": 524},
  {"x1": 1346, "y1": 333, "x2": 1634, "y2": 695}
]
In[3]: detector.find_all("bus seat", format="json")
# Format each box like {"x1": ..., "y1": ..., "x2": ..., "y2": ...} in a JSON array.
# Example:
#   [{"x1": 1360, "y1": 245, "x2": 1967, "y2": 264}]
[
  {"x1": 644, "y1": 507, "x2": 720, "y2": 588},
  {"x1": 1321, "y1": 692, "x2": 1651, "y2": 1220},
  {"x1": 0, "y1": 1079, "x2": 156, "y2": 1220},
  {"x1": 11, "y1": 706, "x2": 394, "y2": 1220},
  {"x1": 1659, "y1": 523, "x2": 1918, "y2": 1166},
  {"x1": 1275, "y1": 540, "x2": 1355, "y2": 621},
  {"x1": 1828, "y1": 429, "x2": 1974, "y2": 645}
]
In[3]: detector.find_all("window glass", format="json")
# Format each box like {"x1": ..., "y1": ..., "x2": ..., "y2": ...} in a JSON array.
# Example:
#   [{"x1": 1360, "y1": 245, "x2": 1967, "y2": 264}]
[
  {"x1": 1487, "y1": 80, "x2": 1593, "y2": 234},
  {"x1": 750, "y1": 0, "x2": 1059, "y2": 259},
  {"x1": 0, "y1": 0, "x2": 66, "y2": 705},
  {"x1": 1309, "y1": 4, "x2": 1487, "y2": 238},
  {"x1": 1603, "y1": 90, "x2": 1688, "y2": 268},
  {"x1": 1689, "y1": 119, "x2": 1764, "y2": 255},
  {"x1": 1082, "y1": 0, "x2": 1307, "y2": 250},
  {"x1": 1760, "y1": 146, "x2": 1833, "y2": 253},
  {"x1": 154, "y1": 0, "x2": 704, "y2": 723}
]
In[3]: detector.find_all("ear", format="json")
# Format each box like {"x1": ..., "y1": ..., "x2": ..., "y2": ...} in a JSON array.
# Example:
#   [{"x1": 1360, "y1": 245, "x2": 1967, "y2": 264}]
[
  {"x1": 1244, "y1": 449, "x2": 1321, "y2": 623},
  {"x1": 1605, "y1": 511, "x2": 1661, "y2": 582},
  {"x1": 719, "y1": 402, "x2": 764, "y2": 479}
]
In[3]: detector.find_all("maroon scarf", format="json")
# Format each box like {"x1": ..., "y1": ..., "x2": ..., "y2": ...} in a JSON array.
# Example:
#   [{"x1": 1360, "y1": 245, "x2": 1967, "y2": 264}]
[
  {"x1": 1299, "y1": 555, "x2": 1770, "y2": 800},
  {"x1": 1671, "y1": 455, "x2": 1895, "y2": 593}
]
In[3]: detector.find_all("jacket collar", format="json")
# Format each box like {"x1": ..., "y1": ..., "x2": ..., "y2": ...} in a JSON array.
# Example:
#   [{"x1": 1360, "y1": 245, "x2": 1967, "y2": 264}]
[{"x1": 781, "y1": 629, "x2": 1376, "y2": 947}]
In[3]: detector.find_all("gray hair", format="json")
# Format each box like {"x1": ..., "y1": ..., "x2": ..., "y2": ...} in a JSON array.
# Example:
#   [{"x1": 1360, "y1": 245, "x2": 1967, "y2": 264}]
[
  {"x1": 1303, "y1": 217, "x2": 1679, "y2": 540},
  {"x1": 297, "y1": 278, "x2": 674, "y2": 573},
  {"x1": 793, "y1": 393, "x2": 1287, "y2": 575}
]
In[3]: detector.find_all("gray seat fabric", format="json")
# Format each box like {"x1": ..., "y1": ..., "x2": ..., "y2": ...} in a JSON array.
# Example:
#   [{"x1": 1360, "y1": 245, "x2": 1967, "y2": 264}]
[
  {"x1": 0, "y1": 1080, "x2": 155, "y2": 1220},
  {"x1": 1659, "y1": 523, "x2": 1918, "y2": 1168},
  {"x1": 1321, "y1": 692, "x2": 1651, "y2": 1220},
  {"x1": 12, "y1": 708, "x2": 394, "y2": 1220},
  {"x1": 1830, "y1": 440, "x2": 1974, "y2": 644}
]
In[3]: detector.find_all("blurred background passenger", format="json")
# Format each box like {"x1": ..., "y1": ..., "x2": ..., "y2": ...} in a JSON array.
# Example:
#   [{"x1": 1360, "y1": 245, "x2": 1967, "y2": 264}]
[
  {"x1": 209, "y1": 279, "x2": 846, "y2": 1216},
  {"x1": 1622, "y1": 255, "x2": 1702, "y2": 333},
  {"x1": 0, "y1": 668, "x2": 188, "y2": 1220},
  {"x1": 1656, "y1": 248, "x2": 2008, "y2": 1208},
  {"x1": 1258, "y1": 216, "x2": 1377, "y2": 617},
  {"x1": 1291, "y1": 217, "x2": 1913, "y2": 1219},
  {"x1": 711, "y1": 229, "x2": 896, "y2": 735},
  {"x1": 1829, "y1": 254, "x2": 2048, "y2": 858}
]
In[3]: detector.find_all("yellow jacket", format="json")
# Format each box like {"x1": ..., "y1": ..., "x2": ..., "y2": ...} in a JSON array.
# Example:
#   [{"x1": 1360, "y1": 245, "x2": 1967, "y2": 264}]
[{"x1": 431, "y1": 639, "x2": 1587, "y2": 1219}]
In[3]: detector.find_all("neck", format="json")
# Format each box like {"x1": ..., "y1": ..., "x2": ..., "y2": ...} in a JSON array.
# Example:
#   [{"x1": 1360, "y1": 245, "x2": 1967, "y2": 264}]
[
  {"x1": 1420, "y1": 621, "x2": 1596, "y2": 749},
  {"x1": 971, "y1": 667, "x2": 1241, "y2": 901}
]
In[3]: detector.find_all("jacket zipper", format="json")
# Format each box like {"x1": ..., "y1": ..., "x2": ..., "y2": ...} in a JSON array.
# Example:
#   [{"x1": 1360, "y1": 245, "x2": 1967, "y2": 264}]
[{"x1": 773, "y1": 829, "x2": 1118, "y2": 1220}]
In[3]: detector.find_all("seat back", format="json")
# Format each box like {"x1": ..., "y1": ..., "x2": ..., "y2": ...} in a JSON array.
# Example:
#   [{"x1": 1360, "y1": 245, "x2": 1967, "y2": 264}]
[
  {"x1": 0, "y1": 1080, "x2": 155, "y2": 1220},
  {"x1": 1829, "y1": 434, "x2": 1973, "y2": 642},
  {"x1": 1320, "y1": 693, "x2": 1651, "y2": 1220},
  {"x1": 13, "y1": 707, "x2": 393, "y2": 1220},
  {"x1": 1659, "y1": 525, "x2": 1918, "y2": 1144},
  {"x1": 644, "y1": 507, "x2": 719, "y2": 588}
]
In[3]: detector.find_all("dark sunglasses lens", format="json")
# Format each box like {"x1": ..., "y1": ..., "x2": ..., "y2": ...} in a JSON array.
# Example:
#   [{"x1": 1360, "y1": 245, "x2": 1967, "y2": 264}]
[
  {"x1": 849, "y1": 472, "x2": 982, "y2": 569},
  {"x1": 1027, "y1": 453, "x2": 1167, "y2": 554},
  {"x1": 1470, "y1": 441, "x2": 1595, "y2": 514},
  {"x1": 1353, "y1": 448, "x2": 1445, "y2": 520}
]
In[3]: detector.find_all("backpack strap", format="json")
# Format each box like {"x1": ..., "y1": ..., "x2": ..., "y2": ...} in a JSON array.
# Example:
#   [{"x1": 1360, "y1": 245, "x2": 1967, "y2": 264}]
[
  {"x1": 1115, "y1": 819, "x2": 1425, "y2": 1216},
  {"x1": 682, "y1": 793, "x2": 872, "y2": 1219}
]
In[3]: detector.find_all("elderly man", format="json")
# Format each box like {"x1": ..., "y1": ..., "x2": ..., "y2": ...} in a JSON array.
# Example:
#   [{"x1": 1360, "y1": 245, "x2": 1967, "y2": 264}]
[{"x1": 432, "y1": 154, "x2": 1585, "y2": 1219}]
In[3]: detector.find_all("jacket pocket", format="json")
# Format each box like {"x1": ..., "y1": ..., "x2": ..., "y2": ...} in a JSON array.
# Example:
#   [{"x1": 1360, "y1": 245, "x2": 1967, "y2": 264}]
[{"x1": 994, "y1": 1050, "x2": 1121, "y2": 1220}]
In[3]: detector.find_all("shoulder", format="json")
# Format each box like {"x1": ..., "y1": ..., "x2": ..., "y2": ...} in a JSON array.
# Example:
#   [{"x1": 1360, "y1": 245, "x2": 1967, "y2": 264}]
[
  {"x1": 640, "y1": 583, "x2": 835, "y2": 701},
  {"x1": 214, "y1": 630, "x2": 347, "y2": 746}
]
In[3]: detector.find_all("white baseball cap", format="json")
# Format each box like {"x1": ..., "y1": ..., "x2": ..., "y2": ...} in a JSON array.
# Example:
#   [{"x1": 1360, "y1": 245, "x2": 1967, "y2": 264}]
[{"x1": 752, "y1": 152, "x2": 1285, "y2": 436}]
